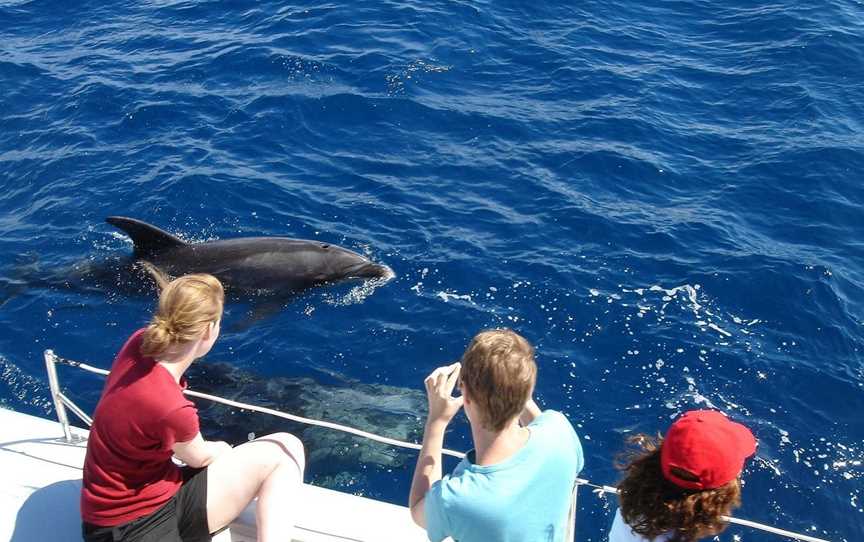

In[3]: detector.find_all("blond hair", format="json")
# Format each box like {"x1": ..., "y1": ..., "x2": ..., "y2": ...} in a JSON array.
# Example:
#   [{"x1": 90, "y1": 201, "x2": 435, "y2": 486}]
[
  {"x1": 459, "y1": 329, "x2": 537, "y2": 431},
  {"x1": 140, "y1": 274, "x2": 224, "y2": 359}
]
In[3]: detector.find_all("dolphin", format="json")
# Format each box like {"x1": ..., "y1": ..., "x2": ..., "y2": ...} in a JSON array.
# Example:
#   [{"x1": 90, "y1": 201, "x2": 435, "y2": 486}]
[
  {"x1": 63, "y1": 359, "x2": 426, "y2": 484},
  {"x1": 105, "y1": 216, "x2": 394, "y2": 296},
  {"x1": 184, "y1": 361, "x2": 427, "y2": 474}
]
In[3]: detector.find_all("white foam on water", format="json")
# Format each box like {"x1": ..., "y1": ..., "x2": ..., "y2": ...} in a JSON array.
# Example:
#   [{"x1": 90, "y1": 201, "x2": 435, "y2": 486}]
[
  {"x1": 108, "y1": 231, "x2": 134, "y2": 244},
  {"x1": 386, "y1": 59, "x2": 452, "y2": 95},
  {"x1": 683, "y1": 375, "x2": 718, "y2": 409},
  {"x1": 707, "y1": 322, "x2": 732, "y2": 337},
  {"x1": 324, "y1": 271, "x2": 396, "y2": 307},
  {"x1": 435, "y1": 290, "x2": 474, "y2": 304},
  {"x1": 756, "y1": 456, "x2": 783, "y2": 477},
  {"x1": 0, "y1": 355, "x2": 52, "y2": 414}
]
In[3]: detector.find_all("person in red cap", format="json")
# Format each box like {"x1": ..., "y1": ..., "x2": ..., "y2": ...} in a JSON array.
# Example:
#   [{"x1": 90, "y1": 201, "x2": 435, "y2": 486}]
[{"x1": 608, "y1": 409, "x2": 757, "y2": 542}]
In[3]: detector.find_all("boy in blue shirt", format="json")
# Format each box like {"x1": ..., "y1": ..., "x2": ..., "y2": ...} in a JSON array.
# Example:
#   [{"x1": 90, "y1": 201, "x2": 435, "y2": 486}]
[{"x1": 409, "y1": 329, "x2": 584, "y2": 542}]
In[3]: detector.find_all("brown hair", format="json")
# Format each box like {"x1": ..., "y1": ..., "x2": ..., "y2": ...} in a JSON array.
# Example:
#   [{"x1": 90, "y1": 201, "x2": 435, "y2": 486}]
[
  {"x1": 140, "y1": 274, "x2": 224, "y2": 359},
  {"x1": 459, "y1": 329, "x2": 537, "y2": 432},
  {"x1": 616, "y1": 435, "x2": 742, "y2": 542}
]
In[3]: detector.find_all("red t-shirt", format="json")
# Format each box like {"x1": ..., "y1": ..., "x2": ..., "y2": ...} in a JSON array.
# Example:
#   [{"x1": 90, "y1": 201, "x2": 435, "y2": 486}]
[{"x1": 81, "y1": 329, "x2": 200, "y2": 526}]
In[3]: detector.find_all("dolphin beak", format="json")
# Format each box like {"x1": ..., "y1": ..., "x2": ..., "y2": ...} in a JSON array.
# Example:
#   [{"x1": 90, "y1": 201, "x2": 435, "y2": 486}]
[
  {"x1": 351, "y1": 263, "x2": 395, "y2": 281},
  {"x1": 377, "y1": 265, "x2": 395, "y2": 281}
]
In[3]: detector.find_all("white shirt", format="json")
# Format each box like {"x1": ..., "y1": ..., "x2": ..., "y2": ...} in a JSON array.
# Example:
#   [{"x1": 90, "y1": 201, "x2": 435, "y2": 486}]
[{"x1": 608, "y1": 509, "x2": 673, "y2": 542}]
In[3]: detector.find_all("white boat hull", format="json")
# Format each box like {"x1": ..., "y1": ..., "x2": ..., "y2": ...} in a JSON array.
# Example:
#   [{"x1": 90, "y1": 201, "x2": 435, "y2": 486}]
[{"x1": 0, "y1": 407, "x2": 428, "y2": 542}]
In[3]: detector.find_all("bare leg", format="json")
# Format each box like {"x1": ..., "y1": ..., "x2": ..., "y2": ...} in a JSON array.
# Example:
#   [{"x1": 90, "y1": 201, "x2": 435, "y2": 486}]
[
  {"x1": 205, "y1": 432, "x2": 305, "y2": 541},
  {"x1": 255, "y1": 456, "x2": 303, "y2": 540}
]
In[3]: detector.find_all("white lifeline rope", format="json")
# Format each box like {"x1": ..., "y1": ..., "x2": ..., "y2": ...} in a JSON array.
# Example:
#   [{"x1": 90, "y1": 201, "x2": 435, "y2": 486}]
[
  {"x1": 60, "y1": 358, "x2": 467, "y2": 459},
  {"x1": 53, "y1": 355, "x2": 831, "y2": 542},
  {"x1": 182, "y1": 387, "x2": 467, "y2": 459}
]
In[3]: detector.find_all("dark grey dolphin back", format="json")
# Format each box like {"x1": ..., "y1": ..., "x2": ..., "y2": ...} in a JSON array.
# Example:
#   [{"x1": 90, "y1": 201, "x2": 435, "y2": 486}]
[{"x1": 106, "y1": 216, "x2": 187, "y2": 258}]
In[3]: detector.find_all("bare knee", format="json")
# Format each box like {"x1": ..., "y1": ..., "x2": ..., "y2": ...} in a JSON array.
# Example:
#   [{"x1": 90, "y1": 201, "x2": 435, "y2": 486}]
[{"x1": 257, "y1": 432, "x2": 305, "y2": 474}]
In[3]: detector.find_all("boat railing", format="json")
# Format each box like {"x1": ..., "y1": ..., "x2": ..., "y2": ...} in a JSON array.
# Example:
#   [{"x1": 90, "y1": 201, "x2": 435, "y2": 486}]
[{"x1": 43, "y1": 349, "x2": 831, "y2": 542}]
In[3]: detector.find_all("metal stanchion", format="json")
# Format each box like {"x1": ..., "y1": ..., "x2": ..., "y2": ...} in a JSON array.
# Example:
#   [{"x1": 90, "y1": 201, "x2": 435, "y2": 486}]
[{"x1": 44, "y1": 349, "x2": 73, "y2": 442}]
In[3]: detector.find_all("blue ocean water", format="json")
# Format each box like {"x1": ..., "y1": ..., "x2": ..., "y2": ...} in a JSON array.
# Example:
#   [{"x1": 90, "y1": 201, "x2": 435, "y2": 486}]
[{"x1": 1, "y1": 0, "x2": 862, "y2": 540}]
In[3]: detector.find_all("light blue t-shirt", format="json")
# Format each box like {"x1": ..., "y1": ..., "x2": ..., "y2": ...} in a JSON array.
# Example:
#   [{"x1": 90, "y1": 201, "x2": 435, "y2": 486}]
[{"x1": 425, "y1": 410, "x2": 584, "y2": 542}]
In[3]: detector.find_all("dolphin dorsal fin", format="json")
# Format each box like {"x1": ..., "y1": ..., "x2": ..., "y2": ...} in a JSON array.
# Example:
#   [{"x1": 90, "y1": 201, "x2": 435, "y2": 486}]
[{"x1": 106, "y1": 216, "x2": 186, "y2": 258}]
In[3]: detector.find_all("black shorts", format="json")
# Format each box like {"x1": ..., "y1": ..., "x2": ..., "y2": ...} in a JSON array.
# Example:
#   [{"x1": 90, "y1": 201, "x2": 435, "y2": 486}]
[{"x1": 83, "y1": 467, "x2": 211, "y2": 542}]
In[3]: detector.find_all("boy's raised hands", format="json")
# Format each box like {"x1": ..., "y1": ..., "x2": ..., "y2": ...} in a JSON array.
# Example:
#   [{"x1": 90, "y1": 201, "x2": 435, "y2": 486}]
[{"x1": 423, "y1": 362, "x2": 463, "y2": 427}]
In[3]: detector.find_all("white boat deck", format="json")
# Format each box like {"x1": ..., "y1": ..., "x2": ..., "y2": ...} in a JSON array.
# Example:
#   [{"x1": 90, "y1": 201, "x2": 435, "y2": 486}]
[{"x1": 0, "y1": 407, "x2": 428, "y2": 542}]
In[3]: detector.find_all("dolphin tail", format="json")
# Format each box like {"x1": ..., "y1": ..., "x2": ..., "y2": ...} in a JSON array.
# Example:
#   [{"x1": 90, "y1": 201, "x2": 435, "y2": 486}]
[
  {"x1": 0, "y1": 277, "x2": 27, "y2": 308},
  {"x1": 106, "y1": 217, "x2": 187, "y2": 258},
  {"x1": 0, "y1": 253, "x2": 42, "y2": 306}
]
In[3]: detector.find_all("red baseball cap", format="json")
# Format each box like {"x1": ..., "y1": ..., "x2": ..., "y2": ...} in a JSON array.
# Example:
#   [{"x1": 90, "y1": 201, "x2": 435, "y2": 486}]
[{"x1": 660, "y1": 410, "x2": 757, "y2": 490}]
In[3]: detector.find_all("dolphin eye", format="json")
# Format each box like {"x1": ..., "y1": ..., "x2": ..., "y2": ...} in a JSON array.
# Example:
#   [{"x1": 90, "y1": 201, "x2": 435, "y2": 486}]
[{"x1": 320, "y1": 243, "x2": 330, "y2": 249}]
